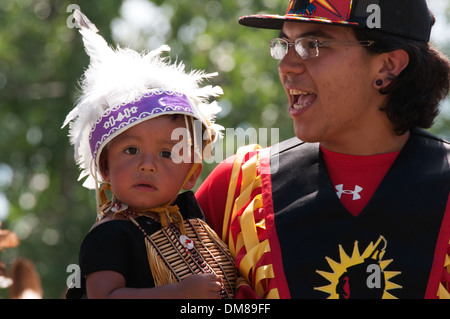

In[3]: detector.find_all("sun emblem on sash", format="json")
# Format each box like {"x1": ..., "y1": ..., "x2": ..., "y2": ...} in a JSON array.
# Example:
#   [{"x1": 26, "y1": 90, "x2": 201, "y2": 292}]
[{"x1": 314, "y1": 236, "x2": 402, "y2": 299}]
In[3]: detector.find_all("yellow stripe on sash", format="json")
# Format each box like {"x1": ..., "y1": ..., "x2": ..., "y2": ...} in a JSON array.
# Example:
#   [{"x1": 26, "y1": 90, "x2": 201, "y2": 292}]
[
  {"x1": 222, "y1": 144, "x2": 261, "y2": 241},
  {"x1": 438, "y1": 283, "x2": 450, "y2": 299},
  {"x1": 225, "y1": 145, "x2": 261, "y2": 256},
  {"x1": 439, "y1": 241, "x2": 450, "y2": 299},
  {"x1": 223, "y1": 144, "x2": 281, "y2": 299},
  {"x1": 241, "y1": 195, "x2": 263, "y2": 252}
]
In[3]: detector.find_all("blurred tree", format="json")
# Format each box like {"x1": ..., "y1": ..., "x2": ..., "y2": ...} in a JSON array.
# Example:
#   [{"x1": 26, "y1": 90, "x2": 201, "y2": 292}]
[{"x1": 0, "y1": 0, "x2": 448, "y2": 298}]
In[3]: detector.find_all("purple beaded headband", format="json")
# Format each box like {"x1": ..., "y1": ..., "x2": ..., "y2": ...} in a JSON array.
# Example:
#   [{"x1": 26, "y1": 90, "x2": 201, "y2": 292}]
[{"x1": 90, "y1": 89, "x2": 199, "y2": 168}]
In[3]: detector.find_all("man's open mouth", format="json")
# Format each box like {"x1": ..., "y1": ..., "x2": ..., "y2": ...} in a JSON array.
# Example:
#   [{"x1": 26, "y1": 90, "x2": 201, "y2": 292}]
[{"x1": 290, "y1": 89, "x2": 317, "y2": 110}]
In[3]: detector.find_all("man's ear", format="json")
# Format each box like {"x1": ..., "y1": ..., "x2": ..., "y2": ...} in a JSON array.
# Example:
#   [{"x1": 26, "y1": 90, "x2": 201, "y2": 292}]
[
  {"x1": 374, "y1": 49, "x2": 409, "y2": 87},
  {"x1": 182, "y1": 164, "x2": 203, "y2": 190}
]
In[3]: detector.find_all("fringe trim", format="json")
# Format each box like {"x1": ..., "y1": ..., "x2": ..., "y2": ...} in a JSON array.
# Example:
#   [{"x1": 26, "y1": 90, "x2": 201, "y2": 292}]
[
  {"x1": 146, "y1": 240, "x2": 177, "y2": 286},
  {"x1": 142, "y1": 218, "x2": 237, "y2": 298}
]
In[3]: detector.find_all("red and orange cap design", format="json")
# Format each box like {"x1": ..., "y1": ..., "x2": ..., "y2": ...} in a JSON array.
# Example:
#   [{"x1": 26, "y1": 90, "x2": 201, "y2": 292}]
[{"x1": 239, "y1": 0, "x2": 433, "y2": 42}]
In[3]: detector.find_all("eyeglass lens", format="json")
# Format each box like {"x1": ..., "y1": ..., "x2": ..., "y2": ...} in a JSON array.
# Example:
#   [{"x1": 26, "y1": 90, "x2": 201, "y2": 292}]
[
  {"x1": 270, "y1": 38, "x2": 374, "y2": 60},
  {"x1": 270, "y1": 38, "x2": 318, "y2": 60}
]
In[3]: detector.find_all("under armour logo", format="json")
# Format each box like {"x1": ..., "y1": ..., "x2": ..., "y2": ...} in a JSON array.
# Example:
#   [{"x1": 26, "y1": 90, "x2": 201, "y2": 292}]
[{"x1": 335, "y1": 184, "x2": 363, "y2": 200}]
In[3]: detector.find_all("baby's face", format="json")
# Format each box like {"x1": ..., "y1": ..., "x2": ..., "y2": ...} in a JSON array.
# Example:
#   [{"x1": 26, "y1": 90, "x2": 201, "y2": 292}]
[{"x1": 101, "y1": 115, "x2": 200, "y2": 210}]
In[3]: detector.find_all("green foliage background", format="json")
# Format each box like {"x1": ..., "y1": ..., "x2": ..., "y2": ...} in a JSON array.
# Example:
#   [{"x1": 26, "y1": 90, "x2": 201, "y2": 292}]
[{"x1": 0, "y1": 0, "x2": 448, "y2": 298}]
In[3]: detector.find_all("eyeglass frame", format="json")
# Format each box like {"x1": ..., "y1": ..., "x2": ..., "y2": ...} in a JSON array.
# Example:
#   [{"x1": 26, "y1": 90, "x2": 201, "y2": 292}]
[{"x1": 269, "y1": 37, "x2": 375, "y2": 60}]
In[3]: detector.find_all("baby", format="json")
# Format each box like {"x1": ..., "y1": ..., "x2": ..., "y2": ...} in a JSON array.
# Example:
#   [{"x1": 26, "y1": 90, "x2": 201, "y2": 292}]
[{"x1": 64, "y1": 10, "x2": 230, "y2": 299}]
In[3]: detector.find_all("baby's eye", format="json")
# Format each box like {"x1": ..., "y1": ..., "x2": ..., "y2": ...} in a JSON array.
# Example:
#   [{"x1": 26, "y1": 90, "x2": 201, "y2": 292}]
[
  {"x1": 125, "y1": 147, "x2": 139, "y2": 155},
  {"x1": 160, "y1": 150, "x2": 172, "y2": 158}
]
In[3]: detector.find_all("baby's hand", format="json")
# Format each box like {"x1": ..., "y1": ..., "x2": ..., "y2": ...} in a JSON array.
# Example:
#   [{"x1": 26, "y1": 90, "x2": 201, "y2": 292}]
[{"x1": 178, "y1": 273, "x2": 223, "y2": 299}]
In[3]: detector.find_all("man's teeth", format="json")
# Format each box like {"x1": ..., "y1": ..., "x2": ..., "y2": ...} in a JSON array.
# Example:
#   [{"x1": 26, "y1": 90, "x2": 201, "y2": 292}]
[
  {"x1": 290, "y1": 89, "x2": 313, "y2": 109},
  {"x1": 289, "y1": 89, "x2": 310, "y2": 95},
  {"x1": 293, "y1": 103, "x2": 308, "y2": 110}
]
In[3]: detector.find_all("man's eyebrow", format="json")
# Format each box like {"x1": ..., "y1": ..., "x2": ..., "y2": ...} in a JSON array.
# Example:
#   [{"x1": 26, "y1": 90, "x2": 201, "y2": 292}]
[
  {"x1": 278, "y1": 30, "x2": 286, "y2": 38},
  {"x1": 279, "y1": 29, "x2": 335, "y2": 39}
]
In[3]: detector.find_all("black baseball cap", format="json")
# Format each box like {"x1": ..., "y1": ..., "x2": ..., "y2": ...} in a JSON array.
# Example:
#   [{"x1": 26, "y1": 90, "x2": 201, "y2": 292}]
[{"x1": 239, "y1": 0, "x2": 433, "y2": 42}]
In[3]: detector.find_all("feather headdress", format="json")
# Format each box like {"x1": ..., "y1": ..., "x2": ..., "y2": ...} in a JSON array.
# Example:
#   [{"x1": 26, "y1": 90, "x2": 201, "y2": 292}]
[{"x1": 63, "y1": 10, "x2": 223, "y2": 189}]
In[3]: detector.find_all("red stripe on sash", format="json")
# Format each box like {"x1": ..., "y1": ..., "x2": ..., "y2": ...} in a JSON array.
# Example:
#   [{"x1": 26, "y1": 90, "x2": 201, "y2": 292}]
[{"x1": 259, "y1": 148, "x2": 292, "y2": 299}]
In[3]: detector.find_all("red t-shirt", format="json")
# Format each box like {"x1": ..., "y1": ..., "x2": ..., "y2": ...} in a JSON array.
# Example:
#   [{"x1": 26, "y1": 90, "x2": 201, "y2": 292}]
[
  {"x1": 196, "y1": 148, "x2": 400, "y2": 233},
  {"x1": 320, "y1": 146, "x2": 400, "y2": 216}
]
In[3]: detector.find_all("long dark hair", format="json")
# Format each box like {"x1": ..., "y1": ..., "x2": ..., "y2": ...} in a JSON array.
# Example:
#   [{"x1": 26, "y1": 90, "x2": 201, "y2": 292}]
[{"x1": 353, "y1": 27, "x2": 450, "y2": 135}]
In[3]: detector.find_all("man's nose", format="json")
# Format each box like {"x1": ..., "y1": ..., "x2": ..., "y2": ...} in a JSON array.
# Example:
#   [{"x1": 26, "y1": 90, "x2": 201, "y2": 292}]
[{"x1": 278, "y1": 45, "x2": 307, "y2": 76}]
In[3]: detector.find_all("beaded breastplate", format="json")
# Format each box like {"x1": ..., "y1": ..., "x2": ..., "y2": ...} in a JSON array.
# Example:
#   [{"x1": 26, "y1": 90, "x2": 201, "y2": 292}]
[{"x1": 100, "y1": 192, "x2": 237, "y2": 299}]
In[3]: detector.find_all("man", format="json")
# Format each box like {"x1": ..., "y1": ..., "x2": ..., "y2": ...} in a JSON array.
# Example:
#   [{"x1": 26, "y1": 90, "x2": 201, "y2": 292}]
[{"x1": 196, "y1": 0, "x2": 450, "y2": 299}]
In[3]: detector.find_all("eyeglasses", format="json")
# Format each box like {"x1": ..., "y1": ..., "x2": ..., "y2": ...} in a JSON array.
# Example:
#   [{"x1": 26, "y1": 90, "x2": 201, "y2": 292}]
[{"x1": 269, "y1": 37, "x2": 375, "y2": 60}]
